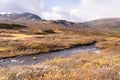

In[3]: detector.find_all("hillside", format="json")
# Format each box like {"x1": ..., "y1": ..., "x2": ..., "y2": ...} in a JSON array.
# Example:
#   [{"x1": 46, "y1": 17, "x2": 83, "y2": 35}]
[{"x1": 85, "y1": 18, "x2": 120, "y2": 30}]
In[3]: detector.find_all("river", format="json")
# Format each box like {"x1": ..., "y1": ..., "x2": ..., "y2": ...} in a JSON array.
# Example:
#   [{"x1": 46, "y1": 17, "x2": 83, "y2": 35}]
[{"x1": 0, "y1": 44, "x2": 100, "y2": 67}]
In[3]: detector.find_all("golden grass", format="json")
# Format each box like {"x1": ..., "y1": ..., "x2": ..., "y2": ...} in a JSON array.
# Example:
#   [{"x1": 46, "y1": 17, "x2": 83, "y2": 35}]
[
  {"x1": 0, "y1": 23, "x2": 120, "y2": 80},
  {"x1": 0, "y1": 24, "x2": 119, "y2": 54},
  {"x1": 0, "y1": 52, "x2": 119, "y2": 80},
  {"x1": 0, "y1": 28, "x2": 96, "y2": 58}
]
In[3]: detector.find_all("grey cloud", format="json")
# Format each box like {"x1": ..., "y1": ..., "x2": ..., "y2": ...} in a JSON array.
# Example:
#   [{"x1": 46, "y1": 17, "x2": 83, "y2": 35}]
[
  {"x1": 1, "y1": 0, "x2": 120, "y2": 22},
  {"x1": 0, "y1": 0, "x2": 47, "y2": 15}
]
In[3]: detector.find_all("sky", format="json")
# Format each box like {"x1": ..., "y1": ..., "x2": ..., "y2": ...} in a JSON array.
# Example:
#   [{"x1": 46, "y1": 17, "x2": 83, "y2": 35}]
[{"x1": 0, "y1": 0, "x2": 120, "y2": 22}]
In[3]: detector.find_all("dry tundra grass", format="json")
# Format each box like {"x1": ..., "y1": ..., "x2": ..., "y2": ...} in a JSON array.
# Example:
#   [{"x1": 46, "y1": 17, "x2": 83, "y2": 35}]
[
  {"x1": 0, "y1": 52, "x2": 120, "y2": 80},
  {"x1": 0, "y1": 26, "x2": 96, "y2": 58},
  {"x1": 0, "y1": 23, "x2": 120, "y2": 80}
]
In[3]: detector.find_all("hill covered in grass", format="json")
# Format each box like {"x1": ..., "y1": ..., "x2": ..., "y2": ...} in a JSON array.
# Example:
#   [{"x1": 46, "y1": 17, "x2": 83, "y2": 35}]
[{"x1": 85, "y1": 18, "x2": 120, "y2": 30}]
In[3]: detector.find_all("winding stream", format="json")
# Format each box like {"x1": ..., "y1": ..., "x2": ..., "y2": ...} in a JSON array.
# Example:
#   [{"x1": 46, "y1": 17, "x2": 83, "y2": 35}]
[{"x1": 0, "y1": 44, "x2": 100, "y2": 67}]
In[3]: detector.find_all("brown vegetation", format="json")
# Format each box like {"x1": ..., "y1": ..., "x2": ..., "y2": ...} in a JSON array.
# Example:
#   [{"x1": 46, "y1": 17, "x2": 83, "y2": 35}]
[
  {"x1": 0, "y1": 52, "x2": 119, "y2": 80},
  {"x1": 0, "y1": 17, "x2": 120, "y2": 80},
  {"x1": 0, "y1": 23, "x2": 96, "y2": 58}
]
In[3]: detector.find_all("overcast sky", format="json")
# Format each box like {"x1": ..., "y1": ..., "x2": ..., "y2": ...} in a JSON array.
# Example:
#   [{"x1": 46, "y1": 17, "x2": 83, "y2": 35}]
[{"x1": 0, "y1": 0, "x2": 120, "y2": 22}]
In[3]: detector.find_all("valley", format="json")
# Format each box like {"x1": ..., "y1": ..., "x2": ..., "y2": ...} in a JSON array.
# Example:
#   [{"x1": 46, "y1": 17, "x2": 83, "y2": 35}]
[{"x1": 0, "y1": 13, "x2": 119, "y2": 80}]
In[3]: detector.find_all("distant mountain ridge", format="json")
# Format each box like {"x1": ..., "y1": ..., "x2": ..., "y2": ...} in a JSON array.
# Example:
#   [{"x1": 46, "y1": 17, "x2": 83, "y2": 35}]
[
  {"x1": 0, "y1": 12, "x2": 87, "y2": 29},
  {"x1": 0, "y1": 12, "x2": 120, "y2": 30},
  {"x1": 0, "y1": 12, "x2": 43, "y2": 21},
  {"x1": 48, "y1": 20, "x2": 87, "y2": 28}
]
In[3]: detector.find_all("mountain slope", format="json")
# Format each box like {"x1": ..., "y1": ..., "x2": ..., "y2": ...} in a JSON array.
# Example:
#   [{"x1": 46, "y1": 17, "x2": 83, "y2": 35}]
[
  {"x1": 85, "y1": 18, "x2": 120, "y2": 30},
  {"x1": 47, "y1": 20, "x2": 88, "y2": 28}
]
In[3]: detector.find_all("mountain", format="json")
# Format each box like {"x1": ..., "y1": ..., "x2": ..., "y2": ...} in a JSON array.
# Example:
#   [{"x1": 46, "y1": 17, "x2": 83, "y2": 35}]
[
  {"x1": 0, "y1": 12, "x2": 87, "y2": 29},
  {"x1": 85, "y1": 18, "x2": 120, "y2": 30},
  {"x1": 47, "y1": 20, "x2": 87, "y2": 28},
  {"x1": 0, "y1": 12, "x2": 43, "y2": 21},
  {"x1": 1, "y1": 12, "x2": 120, "y2": 30}
]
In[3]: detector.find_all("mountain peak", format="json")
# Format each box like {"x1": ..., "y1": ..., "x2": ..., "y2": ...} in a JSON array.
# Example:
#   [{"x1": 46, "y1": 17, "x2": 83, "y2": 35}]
[
  {"x1": 0, "y1": 12, "x2": 43, "y2": 21},
  {"x1": 0, "y1": 12, "x2": 11, "y2": 15},
  {"x1": 19, "y1": 12, "x2": 42, "y2": 20}
]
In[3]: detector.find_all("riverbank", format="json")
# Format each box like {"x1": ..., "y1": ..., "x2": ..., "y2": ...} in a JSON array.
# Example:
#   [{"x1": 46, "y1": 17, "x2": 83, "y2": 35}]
[
  {"x1": 0, "y1": 28, "x2": 96, "y2": 59},
  {"x1": 0, "y1": 50, "x2": 119, "y2": 80}
]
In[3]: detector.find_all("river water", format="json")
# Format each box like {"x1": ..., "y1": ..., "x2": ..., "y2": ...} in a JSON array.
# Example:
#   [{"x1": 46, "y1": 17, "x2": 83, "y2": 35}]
[{"x1": 0, "y1": 44, "x2": 100, "y2": 67}]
